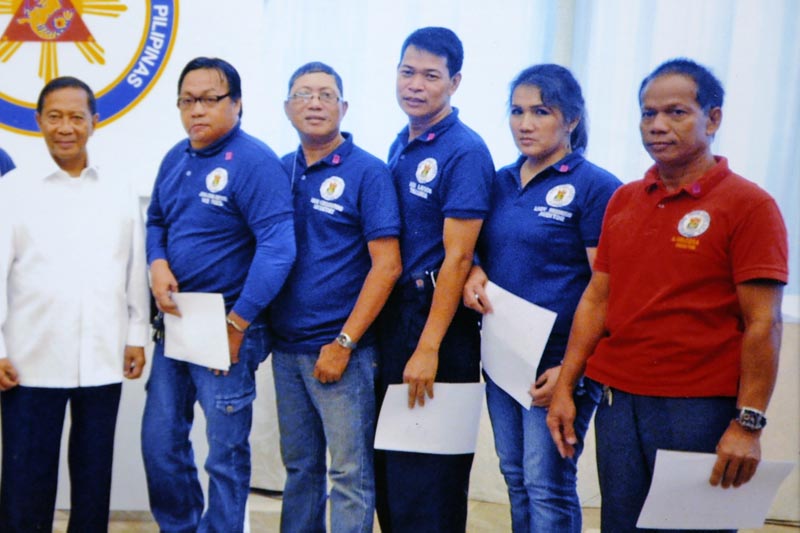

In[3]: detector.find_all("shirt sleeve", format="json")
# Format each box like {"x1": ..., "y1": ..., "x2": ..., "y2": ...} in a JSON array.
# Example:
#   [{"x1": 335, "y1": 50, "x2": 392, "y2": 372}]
[
  {"x1": 359, "y1": 163, "x2": 401, "y2": 242},
  {"x1": 145, "y1": 162, "x2": 169, "y2": 265},
  {"x1": 0, "y1": 182, "x2": 12, "y2": 359},
  {"x1": 594, "y1": 186, "x2": 628, "y2": 274},
  {"x1": 440, "y1": 145, "x2": 495, "y2": 220},
  {"x1": 125, "y1": 186, "x2": 150, "y2": 346},
  {"x1": 230, "y1": 156, "x2": 296, "y2": 322},
  {"x1": 580, "y1": 169, "x2": 622, "y2": 248},
  {"x1": 731, "y1": 196, "x2": 789, "y2": 284}
]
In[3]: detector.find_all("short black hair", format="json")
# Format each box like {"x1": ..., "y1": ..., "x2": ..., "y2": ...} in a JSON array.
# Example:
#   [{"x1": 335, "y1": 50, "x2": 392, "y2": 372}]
[
  {"x1": 400, "y1": 27, "x2": 463, "y2": 77},
  {"x1": 178, "y1": 57, "x2": 242, "y2": 116},
  {"x1": 36, "y1": 76, "x2": 96, "y2": 115},
  {"x1": 287, "y1": 61, "x2": 343, "y2": 96},
  {"x1": 639, "y1": 58, "x2": 725, "y2": 111},
  {"x1": 510, "y1": 64, "x2": 588, "y2": 151}
]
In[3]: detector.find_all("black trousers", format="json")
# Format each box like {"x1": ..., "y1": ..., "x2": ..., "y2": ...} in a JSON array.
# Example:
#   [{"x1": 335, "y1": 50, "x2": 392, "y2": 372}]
[
  {"x1": 375, "y1": 282, "x2": 481, "y2": 533},
  {"x1": 0, "y1": 383, "x2": 122, "y2": 533}
]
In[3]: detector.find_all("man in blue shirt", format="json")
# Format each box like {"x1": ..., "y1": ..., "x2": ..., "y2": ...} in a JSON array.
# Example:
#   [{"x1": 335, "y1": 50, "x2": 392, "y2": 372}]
[
  {"x1": 0, "y1": 147, "x2": 14, "y2": 176},
  {"x1": 271, "y1": 61, "x2": 401, "y2": 533},
  {"x1": 142, "y1": 57, "x2": 296, "y2": 532},
  {"x1": 376, "y1": 27, "x2": 495, "y2": 532}
]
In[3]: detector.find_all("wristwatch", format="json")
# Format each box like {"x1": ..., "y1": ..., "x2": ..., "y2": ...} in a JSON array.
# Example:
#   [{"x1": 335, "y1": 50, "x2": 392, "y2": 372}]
[
  {"x1": 736, "y1": 407, "x2": 767, "y2": 431},
  {"x1": 335, "y1": 332, "x2": 357, "y2": 350}
]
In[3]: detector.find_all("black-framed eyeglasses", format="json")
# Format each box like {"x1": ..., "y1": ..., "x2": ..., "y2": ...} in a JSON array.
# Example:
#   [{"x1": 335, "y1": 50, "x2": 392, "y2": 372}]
[
  {"x1": 177, "y1": 93, "x2": 231, "y2": 109},
  {"x1": 287, "y1": 91, "x2": 340, "y2": 105}
]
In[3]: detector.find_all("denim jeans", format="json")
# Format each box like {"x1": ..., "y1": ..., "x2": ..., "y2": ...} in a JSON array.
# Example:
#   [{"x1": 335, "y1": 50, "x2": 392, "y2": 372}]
[
  {"x1": 272, "y1": 346, "x2": 377, "y2": 533},
  {"x1": 141, "y1": 323, "x2": 268, "y2": 533},
  {"x1": 0, "y1": 383, "x2": 122, "y2": 533},
  {"x1": 485, "y1": 373, "x2": 601, "y2": 533},
  {"x1": 594, "y1": 387, "x2": 737, "y2": 533}
]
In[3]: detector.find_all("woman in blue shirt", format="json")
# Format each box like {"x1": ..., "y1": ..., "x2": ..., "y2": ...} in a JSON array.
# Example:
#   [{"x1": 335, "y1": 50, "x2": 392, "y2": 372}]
[{"x1": 463, "y1": 64, "x2": 621, "y2": 533}]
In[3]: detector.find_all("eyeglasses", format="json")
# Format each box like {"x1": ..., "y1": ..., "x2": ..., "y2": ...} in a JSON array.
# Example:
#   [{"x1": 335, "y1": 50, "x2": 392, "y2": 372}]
[
  {"x1": 287, "y1": 91, "x2": 340, "y2": 105},
  {"x1": 177, "y1": 93, "x2": 231, "y2": 109}
]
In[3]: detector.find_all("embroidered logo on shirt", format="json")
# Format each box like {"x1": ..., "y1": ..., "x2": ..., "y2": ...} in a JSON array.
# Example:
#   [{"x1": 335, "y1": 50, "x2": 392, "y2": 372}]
[
  {"x1": 673, "y1": 210, "x2": 710, "y2": 250},
  {"x1": 415, "y1": 158, "x2": 438, "y2": 184},
  {"x1": 320, "y1": 176, "x2": 345, "y2": 201},
  {"x1": 205, "y1": 167, "x2": 228, "y2": 193},
  {"x1": 677, "y1": 210, "x2": 710, "y2": 238},
  {"x1": 545, "y1": 184, "x2": 576, "y2": 207}
]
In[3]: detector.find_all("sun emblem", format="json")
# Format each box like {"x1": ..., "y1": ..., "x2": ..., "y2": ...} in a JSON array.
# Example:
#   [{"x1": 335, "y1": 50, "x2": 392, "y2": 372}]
[
  {"x1": 0, "y1": 0, "x2": 178, "y2": 134},
  {"x1": 1, "y1": 0, "x2": 127, "y2": 82}
]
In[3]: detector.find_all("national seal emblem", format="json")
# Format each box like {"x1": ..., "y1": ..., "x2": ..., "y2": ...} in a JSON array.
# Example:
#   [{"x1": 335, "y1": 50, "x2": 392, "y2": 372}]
[{"x1": 0, "y1": 0, "x2": 179, "y2": 135}]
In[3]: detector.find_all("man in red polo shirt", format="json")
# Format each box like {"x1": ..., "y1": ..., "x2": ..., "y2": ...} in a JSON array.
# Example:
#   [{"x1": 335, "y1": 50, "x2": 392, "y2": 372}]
[{"x1": 547, "y1": 58, "x2": 788, "y2": 532}]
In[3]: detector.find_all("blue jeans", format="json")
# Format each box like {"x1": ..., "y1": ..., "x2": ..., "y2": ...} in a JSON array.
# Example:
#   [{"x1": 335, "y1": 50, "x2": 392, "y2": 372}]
[
  {"x1": 0, "y1": 383, "x2": 122, "y2": 533},
  {"x1": 272, "y1": 346, "x2": 377, "y2": 533},
  {"x1": 141, "y1": 324, "x2": 268, "y2": 533},
  {"x1": 485, "y1": 373, "x2": 601, "y2": 533},
  {"x1": 594, "y1": 386, "x2": 737, "y2": 533}
]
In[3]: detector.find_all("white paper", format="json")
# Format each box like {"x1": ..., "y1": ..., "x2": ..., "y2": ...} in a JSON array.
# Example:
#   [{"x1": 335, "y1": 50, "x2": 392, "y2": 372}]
[
  {"x1": 164, "y1": 292, "x2": 230, "y2": 371},
  {"x1": 637, "y1": 450, "x2": 796, "y2": 529},
  {"x1": 374, "y1": 383, "x2": 484, "y2": 455},
  {"x1": 480, "y1": 281, "x2": 557, "y2": 408}
]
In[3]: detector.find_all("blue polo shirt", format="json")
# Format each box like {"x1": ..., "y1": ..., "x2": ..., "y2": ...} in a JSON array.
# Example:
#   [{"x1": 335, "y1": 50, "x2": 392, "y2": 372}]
[
  {"x1": 0, "y1": 147, "x2": 14, "y2": 176},
  {"x1": 271, "y1": 133, "x2": 400, "y2": 352},
  {"x1": 388, "y1": 109, "x2": 494, "y2": 280},
  {"x1": 146, "y1": 123, "x2": 295, "y2": 323},
  {"x1": 479, "y1": 151, "x2": 621, "y2": 369}
]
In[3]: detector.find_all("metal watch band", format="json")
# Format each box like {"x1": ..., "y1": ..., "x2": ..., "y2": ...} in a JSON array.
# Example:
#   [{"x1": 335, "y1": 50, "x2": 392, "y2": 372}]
[{"x1": 336, "y1": 332, "x2": 357, "y2": 349}]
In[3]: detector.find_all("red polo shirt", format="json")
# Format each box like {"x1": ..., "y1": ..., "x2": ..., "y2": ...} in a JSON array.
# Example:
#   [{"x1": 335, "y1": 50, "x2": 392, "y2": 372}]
[{"x1": 586, "y1": 157, "x2": 788, "y2": 397}]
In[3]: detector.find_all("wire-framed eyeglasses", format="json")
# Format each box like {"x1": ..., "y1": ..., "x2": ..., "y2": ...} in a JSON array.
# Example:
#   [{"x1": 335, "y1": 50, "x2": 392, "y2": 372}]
[{"x1": 287, "y1": 91, "x2": 340, "y2": 105}]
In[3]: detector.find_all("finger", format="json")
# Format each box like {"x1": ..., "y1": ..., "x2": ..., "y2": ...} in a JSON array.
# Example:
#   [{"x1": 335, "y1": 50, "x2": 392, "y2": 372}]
[
  {"x1": 721, "y1": 458, "x2": 739, "y2": 488},
  {"x1": 709, "y1": 456, "x2": 726, "y2": 486},
  {"x1": 407, "y1": 383, "x2": 417, "y2": 408},
  {"x1": 159, "y1": 299, "x2": 181, "y2": 317},
  {"x1": 126, "y1": 365, "x2": 144, "y2": 379},
  {"x1": 736, "y1": 459, "x2": 758, "y2": 487},
  {"x1": 546, "y1": 415, "x2": 569, "y2": 458},
  {"x1": 476, "y1": 290, "x2": 493, "y2": 313},
  {"x1": 416, "y1": 382, "x2": 427, "y2": 407},
  {"x1": 0, "y1": 375, "x2": 17, "y2": 390},
  {"x1": 551, "y1": 428, "x2": 568, "y2": 458},
  {"x1": 3, "y1": 366, "x2": 18, "y2": 383},
  {"x1": 463, "y1": 298, "x2": 482, "y2": 313},
  {"x1": 561, "y1": 421, "x2": 578, "y2": 453}
]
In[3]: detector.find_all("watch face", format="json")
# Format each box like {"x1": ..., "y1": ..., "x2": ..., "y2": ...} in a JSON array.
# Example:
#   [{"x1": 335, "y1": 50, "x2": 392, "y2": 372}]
[
  {"x1": 738, "y1": 409, "x2": 766, "y2": 430},
  {"x1": 336, "y1": 334, "x2": 355, "y2": 349}
]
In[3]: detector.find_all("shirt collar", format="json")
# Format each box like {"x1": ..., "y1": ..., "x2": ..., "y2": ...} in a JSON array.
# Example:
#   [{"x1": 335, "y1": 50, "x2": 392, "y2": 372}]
[
  {"x1": 396, "y1": 107, "x2": 460, "y2": 147},
  {"x1": 294, "y1": 132, "x2": 354, "y2": 171},
  {"x1": 510, "y1": 149, "x2": 586, "y2": 182},
  {"x1": 42, "y1": 163, "x2": 100, "y2": 182},
  {"x1": 185, "y1": 122, "x2": 241, "y2": 157},
  {"x1": 644, "y1": 156, "x2": 730, "y2": 198}
]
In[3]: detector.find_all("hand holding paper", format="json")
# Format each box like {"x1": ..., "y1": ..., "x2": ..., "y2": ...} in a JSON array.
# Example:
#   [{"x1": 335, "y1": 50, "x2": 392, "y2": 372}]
[
  {"x1": 402, "y1": 346, "x2": 438, "y2": 408},
  {"x1": 375, "y1": 383, "x2": 484, "y2": 455},
  {"x1": 163, "y1": 292, "x2": 230, "y2": 371},
  {"x1": 480, "y1": 281, "x2": 557, "y2": 409},
  {"x1": 637, "y1": 450, "x2": 795, "y2": 530}
]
